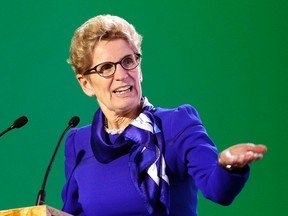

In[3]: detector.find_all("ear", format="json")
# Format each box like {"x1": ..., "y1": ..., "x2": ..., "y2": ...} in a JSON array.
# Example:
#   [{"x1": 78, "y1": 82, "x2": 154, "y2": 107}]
[{"x1": 76, "y1": 74, "x2": 95, "y2": 97}]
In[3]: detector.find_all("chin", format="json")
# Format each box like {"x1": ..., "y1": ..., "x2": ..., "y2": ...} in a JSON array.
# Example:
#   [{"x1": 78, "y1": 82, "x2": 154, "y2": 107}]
[{"x1": 114, "y1": 99, "x2": 140, "y2": 113}]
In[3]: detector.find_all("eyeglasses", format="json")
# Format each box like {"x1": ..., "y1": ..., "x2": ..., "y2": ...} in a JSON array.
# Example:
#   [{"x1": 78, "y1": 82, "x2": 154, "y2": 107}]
[{"x1": 83, "y1": 53, "x2": 141, "y2": 78}]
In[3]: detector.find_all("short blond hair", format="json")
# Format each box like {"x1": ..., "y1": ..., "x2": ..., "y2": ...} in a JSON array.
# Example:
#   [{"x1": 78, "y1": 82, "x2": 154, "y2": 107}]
[{"x1": 68, "y1": 14, "x2": 143, "y2": 74}]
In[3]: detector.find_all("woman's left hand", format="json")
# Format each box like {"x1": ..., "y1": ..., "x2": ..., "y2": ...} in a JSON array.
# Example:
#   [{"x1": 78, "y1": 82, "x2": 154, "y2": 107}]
[{"x1": 218, "y1": 143, "x2": 268, "y2": 170}]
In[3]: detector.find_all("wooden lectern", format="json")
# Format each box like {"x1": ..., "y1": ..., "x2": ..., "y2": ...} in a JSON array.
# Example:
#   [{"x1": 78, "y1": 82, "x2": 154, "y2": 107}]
[{"x1": 0, "y1": 205, "x2": 73, "y2": 216}]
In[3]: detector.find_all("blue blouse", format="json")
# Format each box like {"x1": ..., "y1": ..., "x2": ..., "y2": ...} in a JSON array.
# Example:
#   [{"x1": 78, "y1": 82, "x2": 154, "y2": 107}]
[{"x1": 62, "y1": 105, "x2": 249, "y2": 215}]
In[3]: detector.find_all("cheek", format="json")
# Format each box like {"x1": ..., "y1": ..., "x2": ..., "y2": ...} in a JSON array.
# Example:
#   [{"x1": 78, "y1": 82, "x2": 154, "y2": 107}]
[
  {"x1": 139, "y1": 72, "x2": 143, "y2": 82},
  {"x1": 136, "y1": 70, "x2": 143, "y2": 82},
  {"x1": 135, "y1": 72, "x2": 143, "y2": 92},
  {"x1": 88, "y1": 78, "x2": 103, "y2": 96},
  {"x1": 89, "y1": 76, "x2": 106, "y2": 88}
]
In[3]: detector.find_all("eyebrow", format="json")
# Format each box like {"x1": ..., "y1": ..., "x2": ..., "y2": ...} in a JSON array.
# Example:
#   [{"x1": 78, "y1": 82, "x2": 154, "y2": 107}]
[{"x1": 95, "y1": 53, "x2": 135, "y2": 65}]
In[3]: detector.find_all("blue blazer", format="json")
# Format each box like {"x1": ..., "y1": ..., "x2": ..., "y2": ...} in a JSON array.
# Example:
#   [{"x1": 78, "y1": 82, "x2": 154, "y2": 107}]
[{"x1": 62, "y1": 105, "x2": 249, "y2": 216}]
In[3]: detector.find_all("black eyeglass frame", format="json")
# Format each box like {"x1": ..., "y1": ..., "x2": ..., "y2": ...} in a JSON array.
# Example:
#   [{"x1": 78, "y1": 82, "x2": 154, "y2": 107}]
[{"x1": 83, "y1": 53, "x2": 141, "y2": 78}]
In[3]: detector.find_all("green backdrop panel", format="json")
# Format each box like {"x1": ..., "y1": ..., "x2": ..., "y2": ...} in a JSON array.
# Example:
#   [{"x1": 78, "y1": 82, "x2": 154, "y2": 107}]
[{"x1": 0, "y1": 0, "x2": 286, "y2": 215}]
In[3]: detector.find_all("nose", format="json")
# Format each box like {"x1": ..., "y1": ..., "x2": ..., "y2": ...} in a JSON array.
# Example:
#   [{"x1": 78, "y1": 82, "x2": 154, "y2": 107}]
[{"x1": 114, "y1": 63, "x2": 129, "y2": 80}]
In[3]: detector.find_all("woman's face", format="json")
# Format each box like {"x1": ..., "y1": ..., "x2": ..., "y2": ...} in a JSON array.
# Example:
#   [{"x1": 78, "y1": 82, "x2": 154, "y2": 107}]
[{"x1": 77, "y1": 39, "x2": 142, "y2": 116}]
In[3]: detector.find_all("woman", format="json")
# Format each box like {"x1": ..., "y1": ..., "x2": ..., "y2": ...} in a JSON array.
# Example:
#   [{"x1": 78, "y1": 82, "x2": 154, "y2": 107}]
[{"x1": 62, "y1": 14, "x2": 267, "y2": 216}]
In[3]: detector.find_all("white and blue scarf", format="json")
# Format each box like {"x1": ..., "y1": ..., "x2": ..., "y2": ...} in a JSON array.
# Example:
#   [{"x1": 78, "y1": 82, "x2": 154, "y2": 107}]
[{"x1": 91, "y1": 97, "x2": 170, "y2": 215}]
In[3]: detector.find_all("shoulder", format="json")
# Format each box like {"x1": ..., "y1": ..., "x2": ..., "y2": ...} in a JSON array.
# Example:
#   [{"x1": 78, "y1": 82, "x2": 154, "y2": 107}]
[
  {"x1": 67, "y1": 124, "x2": 92, "y2": 141},
  {"x1": 152, "y1": 104, "x2": 205, "y2": 142},
  {"x1": 154, "y1": 104, "x2": 202, "y2": 126},
  {"x1": 65, "y1": 124, "x2": 93, "y2": 158}
]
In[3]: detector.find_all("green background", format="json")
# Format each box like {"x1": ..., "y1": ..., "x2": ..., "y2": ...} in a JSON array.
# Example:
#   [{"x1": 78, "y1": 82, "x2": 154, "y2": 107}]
[{"x1": 0, "y1": 0, "x2": 287, "y2": 215}]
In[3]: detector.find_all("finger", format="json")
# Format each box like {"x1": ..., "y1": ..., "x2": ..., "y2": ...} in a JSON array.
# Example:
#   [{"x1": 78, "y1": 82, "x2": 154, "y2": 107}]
[
  {"x1": 246, "y1": 144, "x2": 267, "y2": 153},
  {"x1": 244, "y1": 152, "x2": 263, "y2": 164},
  {"x1": 229, "y1": 151, "x2": 262, "y2": 167}
]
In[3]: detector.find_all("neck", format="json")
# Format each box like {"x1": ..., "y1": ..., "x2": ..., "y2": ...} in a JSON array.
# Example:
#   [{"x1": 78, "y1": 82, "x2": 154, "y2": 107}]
[{"x1": 103, "y1": 103, "x2": 143, "y2": 131}]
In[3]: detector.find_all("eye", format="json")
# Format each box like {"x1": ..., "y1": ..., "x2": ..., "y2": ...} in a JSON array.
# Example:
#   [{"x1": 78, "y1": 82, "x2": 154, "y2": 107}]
[
  {"x1": 98, "y1": 63, "x2": 114, "y2": 75},
  {"x1": 122, "y1": 56, "x2": 135, "y2": 68}
]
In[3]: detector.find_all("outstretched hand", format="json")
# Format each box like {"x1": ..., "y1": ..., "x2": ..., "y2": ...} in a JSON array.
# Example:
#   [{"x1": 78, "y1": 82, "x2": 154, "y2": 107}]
[{"x1": 218, "y1": 143, "x2": 268, "y2": 170}]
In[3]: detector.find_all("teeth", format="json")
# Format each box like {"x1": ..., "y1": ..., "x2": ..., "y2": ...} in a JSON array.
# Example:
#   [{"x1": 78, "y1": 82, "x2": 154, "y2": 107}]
[{"x1": 114, "y1": 86, "x2": 131, "y2": 94}]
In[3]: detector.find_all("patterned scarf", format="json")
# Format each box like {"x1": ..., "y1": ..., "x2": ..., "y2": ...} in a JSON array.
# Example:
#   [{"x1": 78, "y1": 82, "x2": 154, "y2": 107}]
[{"x1": 90, "y1": 97, "x2": 170, "y2": 215}]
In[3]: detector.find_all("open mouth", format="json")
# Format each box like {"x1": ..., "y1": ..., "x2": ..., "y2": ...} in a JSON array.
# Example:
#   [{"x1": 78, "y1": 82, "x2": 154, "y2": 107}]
[{"x1": 113, "y1": 86, "x2": 132, "y2": 94}]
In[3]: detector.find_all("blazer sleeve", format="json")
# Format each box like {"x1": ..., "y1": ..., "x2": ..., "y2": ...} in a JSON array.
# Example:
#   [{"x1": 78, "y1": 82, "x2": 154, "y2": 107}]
[
  {"x1": 61, "y1": 129, "x2": 85, "y2": 215},
  {"x1": 167, "y1": 105, "x2": 250, "y2": 205}
]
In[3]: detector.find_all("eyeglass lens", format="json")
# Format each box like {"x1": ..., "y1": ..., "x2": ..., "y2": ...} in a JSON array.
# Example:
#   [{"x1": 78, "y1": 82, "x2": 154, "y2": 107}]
[{"x1": 96, "y1": 54, "x2": 140, "y2": 77}]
